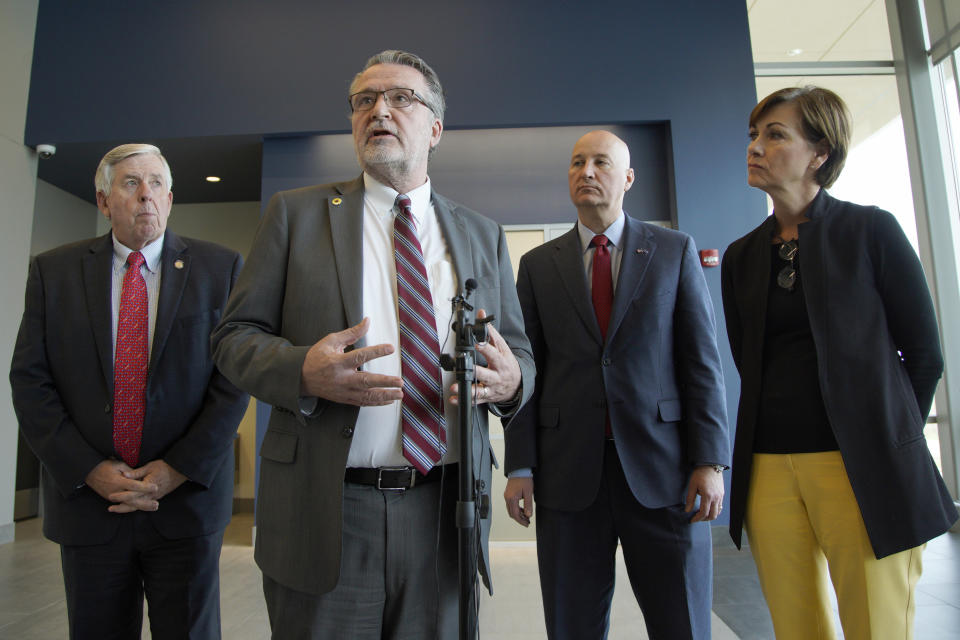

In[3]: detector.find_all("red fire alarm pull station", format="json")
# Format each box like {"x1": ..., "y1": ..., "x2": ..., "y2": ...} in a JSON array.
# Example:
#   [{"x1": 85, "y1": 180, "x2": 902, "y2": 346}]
[{"x1": 699, "y1": 249, "x2": 719, "y2": 268}]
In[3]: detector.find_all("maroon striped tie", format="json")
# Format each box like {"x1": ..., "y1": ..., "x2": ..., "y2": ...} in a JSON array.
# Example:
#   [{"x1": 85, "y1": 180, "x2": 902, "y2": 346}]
[
  {"x1": 394, "y1": 195, "x2": 446, "y2": 474},
  {"x1": 113, "y1": 251, "x2": 148, "y2": 467}
]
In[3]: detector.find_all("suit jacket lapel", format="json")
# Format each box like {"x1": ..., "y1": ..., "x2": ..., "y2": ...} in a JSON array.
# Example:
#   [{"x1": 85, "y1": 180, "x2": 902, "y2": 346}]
[
  {"x1": 607, "y1": 217, "x2": 654, "y2": 343},
  {"x1": 434, "y1": 192, "x2": 473, "y2": 290},
  {"x1": 329, "y1": 177, "x2": 365, "y2": 331},
  {"x1": 552, "y1": 227, "x2": 603, "y2": 345},
  {"x1": 151, "y1": 231, "x2": 188, "y2": 375},
  {"x1": 82, "y1": 233, "x2": 117, "y2": 391}
]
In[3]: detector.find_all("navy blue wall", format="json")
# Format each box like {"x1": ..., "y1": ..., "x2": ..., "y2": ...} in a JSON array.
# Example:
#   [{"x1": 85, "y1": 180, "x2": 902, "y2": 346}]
[
  {"x1": 26, "y1": 0, "x2": 765, "y2": 249},
  {"x1": 27, "y1": 0, "x2": 769, "y2": 515}
]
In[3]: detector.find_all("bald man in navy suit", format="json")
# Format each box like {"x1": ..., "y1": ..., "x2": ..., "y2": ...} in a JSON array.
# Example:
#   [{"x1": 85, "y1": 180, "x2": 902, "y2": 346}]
[{"x1": 504, "y1": 130, "x2": 730, "y2": 639}]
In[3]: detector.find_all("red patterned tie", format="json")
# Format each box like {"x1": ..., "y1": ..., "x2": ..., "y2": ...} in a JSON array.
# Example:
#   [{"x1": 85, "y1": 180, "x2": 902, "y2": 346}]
[
  {"x1": 113, "y1": 251, "x2": 148, "y2": 467},
  {"x1": 394, "y1": 195, "x2": 446, "y2": 475},
  {"x1": 590, "y1": 235, "x2": 614, "y2": 438}
]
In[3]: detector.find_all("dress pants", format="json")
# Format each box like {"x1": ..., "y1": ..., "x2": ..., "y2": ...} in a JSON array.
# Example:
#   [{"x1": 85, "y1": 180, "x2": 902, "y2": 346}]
[
  {"x1": 263, "y1": 470, "x2": 460, "y2": 639},
  {"x1": 745, "y1": 451, "x2": 924, "y2": 640},
  {"x1": 536, "y1": 441, "x2": 713, "y2": 640},
  {"x1": 60, "y1": 511, "x2": 224, "y2": 640}
]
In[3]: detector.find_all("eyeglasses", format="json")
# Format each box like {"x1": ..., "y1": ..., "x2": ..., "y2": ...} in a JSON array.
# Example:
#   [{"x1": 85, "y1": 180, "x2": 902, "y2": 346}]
[
  {"x1": 776, "y1": 239, "x2": 798, "y2": 291},
  {"x1": 348, "y1": 88, "x2": 430, "y2": 113}
]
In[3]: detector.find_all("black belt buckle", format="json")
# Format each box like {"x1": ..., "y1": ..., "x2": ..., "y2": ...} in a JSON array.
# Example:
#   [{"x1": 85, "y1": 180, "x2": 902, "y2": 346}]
[{"x1": 377, "y1": 466, "x2": 415, "y2": 491}]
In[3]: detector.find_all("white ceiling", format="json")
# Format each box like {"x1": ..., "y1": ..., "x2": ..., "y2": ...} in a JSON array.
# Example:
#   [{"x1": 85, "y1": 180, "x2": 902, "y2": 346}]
[
  {"x1": 747, "y1": 0, "x2": 900, "y2": 146},
  {"x1": 747, "y1": 0, "x2": 893, "y2": 62}
]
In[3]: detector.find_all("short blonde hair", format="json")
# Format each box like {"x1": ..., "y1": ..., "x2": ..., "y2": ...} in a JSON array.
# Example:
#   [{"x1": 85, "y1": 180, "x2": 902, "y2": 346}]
[
  {"x1": 94, "y1": 144, "x2": 172, "y2": 196},
  {"x1": 750, "y1": 86, "x2": 851, "y2": 188}
]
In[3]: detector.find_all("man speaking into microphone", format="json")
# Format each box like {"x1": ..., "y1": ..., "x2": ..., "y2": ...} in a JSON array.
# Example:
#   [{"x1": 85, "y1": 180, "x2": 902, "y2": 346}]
[{"x1": 212, "y1": 50, "x2": 534, "y2": 638}]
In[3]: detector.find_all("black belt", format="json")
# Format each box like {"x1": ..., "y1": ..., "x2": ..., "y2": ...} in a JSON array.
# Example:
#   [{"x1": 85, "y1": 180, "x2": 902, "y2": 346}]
[{"x1": 344, "y1": 465, "x2": 448, "y2": 491}]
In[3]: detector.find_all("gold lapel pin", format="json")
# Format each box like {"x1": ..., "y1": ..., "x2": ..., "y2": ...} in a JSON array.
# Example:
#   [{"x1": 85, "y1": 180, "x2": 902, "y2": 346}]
[
  {"x1": 332, "y1": 197, "x2": 343, "y2": 206},
  {"x1": 174, "y1": 259, "x2": 185, "y2": 269}
]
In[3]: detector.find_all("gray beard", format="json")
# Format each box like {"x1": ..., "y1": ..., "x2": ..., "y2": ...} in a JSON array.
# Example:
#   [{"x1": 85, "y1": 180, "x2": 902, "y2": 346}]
[{"x1": 361, "y1": 152, "x2": 413, "y2": 192}]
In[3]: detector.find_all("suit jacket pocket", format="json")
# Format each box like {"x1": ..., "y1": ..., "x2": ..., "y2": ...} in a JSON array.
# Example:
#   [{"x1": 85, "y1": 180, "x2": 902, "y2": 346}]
[
  {"x1": 261, "y1": 429, "x2": 298, "y2": 463},
  {"x1": 539, "y1": 406, "x2": 559, "y2": 428},
  {"x1": 658, "y1": 398, "x2": 682, "y2": 422}
]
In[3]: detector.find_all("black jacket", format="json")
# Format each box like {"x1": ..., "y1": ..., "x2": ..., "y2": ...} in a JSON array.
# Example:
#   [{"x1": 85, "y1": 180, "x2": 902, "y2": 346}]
[
  {"x1": 721, "y1": 189, "x2": 957, "y2": 558},
  {"x1": 10, "y1": 231, "x2": 249, "y2": 545}
]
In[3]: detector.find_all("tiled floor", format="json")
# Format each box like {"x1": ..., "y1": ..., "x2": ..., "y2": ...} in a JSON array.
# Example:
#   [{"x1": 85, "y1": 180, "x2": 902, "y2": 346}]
[
  {"x1": 0, "y1": 514, "x2": 957, "y2": 638},
  {"x1": 711, "y1": 527, "x2": 960, "y2": 639}
]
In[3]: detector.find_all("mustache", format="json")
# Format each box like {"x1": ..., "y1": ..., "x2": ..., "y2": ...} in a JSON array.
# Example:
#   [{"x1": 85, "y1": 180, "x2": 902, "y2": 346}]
[{"x1": 363, "y1": 123, "x2": 398, "y2": 139}]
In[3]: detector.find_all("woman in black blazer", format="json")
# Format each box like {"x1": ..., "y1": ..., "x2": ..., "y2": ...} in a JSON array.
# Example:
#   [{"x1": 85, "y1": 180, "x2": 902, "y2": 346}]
[{"x1": 721, "y1": 86, "x2": 957, "y2": 640}]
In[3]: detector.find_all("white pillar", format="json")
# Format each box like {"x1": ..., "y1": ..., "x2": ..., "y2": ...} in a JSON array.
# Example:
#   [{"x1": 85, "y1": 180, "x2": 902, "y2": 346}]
[{"x1": 886, "y1": 0, "x2": 960, "y2": 510}]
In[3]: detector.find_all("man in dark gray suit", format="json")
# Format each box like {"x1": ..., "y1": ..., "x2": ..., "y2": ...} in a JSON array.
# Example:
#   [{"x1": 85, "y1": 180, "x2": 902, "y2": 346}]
[
  {"x1": 212, "y1": 50, "x2": 534, "y2": 638},
  {"x1": 10, "y1": 143, "x2": 249, "y2": 639},
  {"x1": 503, "y1": 130, "x2": 730, "y2": 639}
]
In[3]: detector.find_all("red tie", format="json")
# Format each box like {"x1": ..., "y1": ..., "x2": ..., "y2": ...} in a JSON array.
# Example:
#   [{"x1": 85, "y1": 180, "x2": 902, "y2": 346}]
[
  {"x1": 590, "y1": 235, "x2": 614, "y2": 340},
  {"x1": 590, "y1": 235, "x2": 614, "y2": 438},
  {"x1": 394, "y1": 195, "x2": 446, "y2": 475},
  {"x1": 113, "y1": 251, "x2": 148, "y2": 467}
]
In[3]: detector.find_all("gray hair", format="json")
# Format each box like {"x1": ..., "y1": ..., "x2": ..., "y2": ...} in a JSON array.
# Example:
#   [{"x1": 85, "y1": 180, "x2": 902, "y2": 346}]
[
  {"x1": 351, "y1": 50, "x2": 446, "y2": 123},
  {"x1": 95, "y1": 143, "x2": 172, "y2": 196}
]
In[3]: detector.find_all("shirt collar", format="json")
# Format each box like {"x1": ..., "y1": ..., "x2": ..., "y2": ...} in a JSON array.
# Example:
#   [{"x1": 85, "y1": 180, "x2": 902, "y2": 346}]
[
  {"x1": 363, "y1": 172, "x2": 432, "y2": 227},
  {"x1": 112, "y1": 232, "x2": 164, "y2": 272},
  {"x1": 578, "y1": 211, "x2": 626, "y2": 254}
]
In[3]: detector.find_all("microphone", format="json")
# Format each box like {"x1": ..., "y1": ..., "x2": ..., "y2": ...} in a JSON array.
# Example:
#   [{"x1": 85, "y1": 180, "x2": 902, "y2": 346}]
[{"x1": 446, "y1": 278, "x2": 495, "y2": 347}]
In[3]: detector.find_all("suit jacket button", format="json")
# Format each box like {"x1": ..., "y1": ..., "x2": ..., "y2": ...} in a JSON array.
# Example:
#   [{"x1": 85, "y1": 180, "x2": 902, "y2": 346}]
[
  {"x1": 341, "y1": 425, "x2": 354, "y2": 438},
  {"x1": 601, "y1": 358, "x2": 611, "y2": 366},
  {"x1": 104, "y1": 403, "x2": 112, "y2": 414}
]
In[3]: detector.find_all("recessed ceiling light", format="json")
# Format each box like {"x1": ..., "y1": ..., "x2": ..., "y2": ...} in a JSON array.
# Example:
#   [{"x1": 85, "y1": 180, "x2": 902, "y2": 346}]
[
  {"x1": 205, "y1": 176, "x2": 221, "y2": 183},
  {"x1": 786, "y1": 48, "x2": 803, "y2": 57}
]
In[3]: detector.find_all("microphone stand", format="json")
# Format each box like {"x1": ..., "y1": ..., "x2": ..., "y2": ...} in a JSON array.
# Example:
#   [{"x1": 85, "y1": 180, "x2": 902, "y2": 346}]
[{"x1": 441, "y1": 279, "x2": 493, "y2": 640}]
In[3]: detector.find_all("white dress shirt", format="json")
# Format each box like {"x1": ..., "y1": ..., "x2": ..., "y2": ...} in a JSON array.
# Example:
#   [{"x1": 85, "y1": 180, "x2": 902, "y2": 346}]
[
  {"x1": 110, "y1": 234, "x2": 163, "y2": 360},
  {"x1": 346, "y1": 173, "x2": 460, "y2": 469}
]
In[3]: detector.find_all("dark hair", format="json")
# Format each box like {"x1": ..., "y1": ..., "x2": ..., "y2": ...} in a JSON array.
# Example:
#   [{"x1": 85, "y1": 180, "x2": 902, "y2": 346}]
[{"x1": 750, "y1": 86, "x2": 851, "y2": 188}]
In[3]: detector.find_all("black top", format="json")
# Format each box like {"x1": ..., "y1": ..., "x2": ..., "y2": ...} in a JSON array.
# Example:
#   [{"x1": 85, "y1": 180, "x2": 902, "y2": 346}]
[{"x1": 755, "y1": 242, "x2": 838, "y2": 453}]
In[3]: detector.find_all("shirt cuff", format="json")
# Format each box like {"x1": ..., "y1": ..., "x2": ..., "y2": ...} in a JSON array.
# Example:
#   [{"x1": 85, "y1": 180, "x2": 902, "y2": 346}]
[
  {"x1": 490, "y1": 383, "x2": 523, "y2": 418},
  {"x1": 696, "y1": 462, "x2": 727, "y2": 472},
  {"x1": 508, "y1": 467, "x2": 533, "y2": 478}
]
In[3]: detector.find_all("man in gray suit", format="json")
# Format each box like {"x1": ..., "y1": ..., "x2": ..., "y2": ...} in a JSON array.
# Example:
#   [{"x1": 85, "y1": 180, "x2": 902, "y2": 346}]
[
  {"x1": 503, "y1": 130, "x2": 729, "y2": 639},
  {"x1": 212, "y1": 50, "x2": 534, "y2": 638}
]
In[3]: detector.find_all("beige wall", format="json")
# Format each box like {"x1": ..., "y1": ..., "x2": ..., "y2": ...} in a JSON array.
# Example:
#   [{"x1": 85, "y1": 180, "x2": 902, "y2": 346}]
[
  {"x1": 0, "y1": 0, "x2": 40, "y2": 543},
  {"x1": 95, "y1": 200, "x2": 262, "y2": 259},
  {"x1": 234, "y1": 399, "x2": 258, "y2": 501},
  {"x1": 165, "y1": 201, "x2": 262, "y2": 259},
  {"x1": 32, "y1": 180, "x2": 98, "y2": 254}
]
